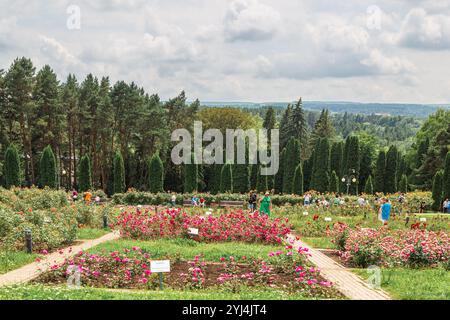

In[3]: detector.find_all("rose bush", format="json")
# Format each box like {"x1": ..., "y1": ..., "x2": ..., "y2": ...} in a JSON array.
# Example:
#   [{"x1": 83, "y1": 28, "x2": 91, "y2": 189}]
[
  {"x1": 113, "y1": 208, "x2": 291, "y2": 244},
  {"x1": 330, "y1": 223, "x2": 449, "y2": 268}
]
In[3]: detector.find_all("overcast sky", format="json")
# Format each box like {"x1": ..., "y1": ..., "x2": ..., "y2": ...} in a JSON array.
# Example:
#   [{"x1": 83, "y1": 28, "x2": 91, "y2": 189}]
[{"x1": 1, "y1": 0, "x2": 450, "y2": 103}]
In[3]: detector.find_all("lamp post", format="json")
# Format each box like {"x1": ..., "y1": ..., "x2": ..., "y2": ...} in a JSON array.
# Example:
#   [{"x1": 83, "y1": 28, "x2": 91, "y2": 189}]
[{"x1": 341, "y1": 169, "x2": 358, "y2": 195}]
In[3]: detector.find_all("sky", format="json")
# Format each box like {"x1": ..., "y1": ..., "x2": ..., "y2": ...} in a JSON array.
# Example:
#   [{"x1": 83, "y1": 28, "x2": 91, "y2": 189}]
[{"x1": 1, "y1": 0, "x2": 450, "y2": 104}]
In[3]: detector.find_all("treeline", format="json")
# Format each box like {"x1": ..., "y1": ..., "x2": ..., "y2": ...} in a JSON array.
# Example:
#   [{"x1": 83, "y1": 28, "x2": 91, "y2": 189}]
[{"x1": 0, "y1": 57, "x2": 449, "y2": 197}]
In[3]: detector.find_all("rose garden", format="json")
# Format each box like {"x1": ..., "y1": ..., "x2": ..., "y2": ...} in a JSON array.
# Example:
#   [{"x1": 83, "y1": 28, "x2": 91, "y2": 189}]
[{"x1": 0, "y1": 187, "x2": 448, "y2": 300}]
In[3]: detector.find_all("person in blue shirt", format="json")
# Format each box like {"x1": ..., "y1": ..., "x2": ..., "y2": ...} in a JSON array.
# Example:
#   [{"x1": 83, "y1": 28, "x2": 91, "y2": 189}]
[{"x1": 379, "y1": 198, "x2": 392, "y2": 224}]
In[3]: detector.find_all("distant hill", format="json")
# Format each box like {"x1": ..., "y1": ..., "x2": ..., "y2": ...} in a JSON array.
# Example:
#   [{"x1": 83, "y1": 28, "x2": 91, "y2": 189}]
[{"x1": 202, "y1": 101, "x2": 450, "y2": 118}]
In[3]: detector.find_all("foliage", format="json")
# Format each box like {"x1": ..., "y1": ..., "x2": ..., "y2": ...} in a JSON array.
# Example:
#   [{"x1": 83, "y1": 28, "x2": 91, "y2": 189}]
[
  {"x1": 39, "y1": 146, "x2": 57, "y2": 188},
  {"x1": 148, "y1": 153, "x2": 164, "y2": 193},
  {"x1": 4, "y1": 145, "x2": 21, "y2": 188},
  {"x1": 78, "y1": 155, "x2": 92, "y2": 192}
]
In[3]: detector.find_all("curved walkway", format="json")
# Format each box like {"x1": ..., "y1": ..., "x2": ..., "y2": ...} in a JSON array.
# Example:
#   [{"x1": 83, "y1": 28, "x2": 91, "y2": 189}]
[
  {"x1": 0, "y1": 231, "x2": 120, "y2": 287},
  {"x1": 287, "y1": 234, "x2": 391, "y2": 300}
]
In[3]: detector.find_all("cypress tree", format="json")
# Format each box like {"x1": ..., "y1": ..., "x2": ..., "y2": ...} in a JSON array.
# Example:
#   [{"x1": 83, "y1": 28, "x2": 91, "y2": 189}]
[
  {"x1": 359, "y1": 144, "x2": 374, "y2": 193},
  {"x1": 282, "y1": 138, "x2": 301, "y2": 194},
  {"x1": 384, "y1": 146, "x2": 398, "y2": 194},
  {"x1": 249, "y1": 164, "x2": 258, "y2": 190},
  {"x1": 330, "y1": 142, "x2": 344, "y2": 178},
  {"x1": 343, "y1": 136, "x2": 360, "y2": 195},
  {"x1": 4, "y1": 144, "x2": 21, "y2": 188},
  {"x1": 311, "y1": 138, "x2": 331, "y2": 193},
  {"x1": 374, "y1": 151, "x2": 386, "y2": 193},
  {"x1": 416, "y1": 138, "x2": 429, "y2": 168},
  {"x1": 113, "y1": 152, "x2": 126, "y2": 194},
  {"x1": 234, "y1": 164, "x2": 250, "y2": 193},
  {"x1": 329, "y1": 170, "x2": 339, "y2": 194},
  {"x1": 210, "y1": 164, "x2": 222, "y2": 194},
  {"x1": 256, "y1": 166, "x2": 268, "y2": 193},
  {"x1": 303, "y1": 155, "x2": 314, "y2": 192},
  {"x1": 364, "y1": 175, "x2": 374, "y2": 195},
  {"x1": 148, "y1": 153, "x2": 164, "y2": 193},
  {"x1": 274, "y1": 148, "x2": 286, "y2": 193},
  {"x1": 78, "y1": 155, "x2": 92, "y2": 192},
  {"x1": 431, "y1": 171, "x2": 443, "y2": 211},
  {"x1": 279, "y1": 105, "x2": 293, "y2": 151},
  {"x1": 399, "y1": 174, "x2": 408, "y2": 193},
  {"x1": 220, "y1": 163, "x2": 233, "y2": 193},
  {"x1": 184, "y1": 154, "x2": 198, "y2": 193},
  {"x1": 443, "y1": 151, "x2": 450, "y2": 200},
  {"x1": 292, "y1": 164, "x2": 304, "y2": 195},
  {"x1": 39, "y1": 145, "x2": 57, "y2": 188}
]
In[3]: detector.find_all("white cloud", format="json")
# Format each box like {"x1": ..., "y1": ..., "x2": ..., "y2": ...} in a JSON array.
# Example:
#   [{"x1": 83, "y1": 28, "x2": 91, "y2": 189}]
[
  {"x1": 396, "y1": 8, "x2": 450, "y2": 50},
  {"x1": 224, "y1": 0, "x2": 281, "y2": 42}
]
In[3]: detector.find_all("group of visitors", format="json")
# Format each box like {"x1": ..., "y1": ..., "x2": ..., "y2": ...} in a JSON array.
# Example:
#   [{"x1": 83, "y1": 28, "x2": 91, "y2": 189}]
[
  {"x1": 191, "y1": 195, "x2": 206, "y2": 207},
  {"x1": 248, "y1": 190, "x2": 272, "y2": 216},
  {"x1": 72, "y1": 190, "x2": 101, "y2": 204}
]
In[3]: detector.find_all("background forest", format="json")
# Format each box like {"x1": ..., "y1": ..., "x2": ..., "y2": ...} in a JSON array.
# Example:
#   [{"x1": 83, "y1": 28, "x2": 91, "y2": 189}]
[{"x1": 0, "y1": 57, "x2": 449, "y2": 196}]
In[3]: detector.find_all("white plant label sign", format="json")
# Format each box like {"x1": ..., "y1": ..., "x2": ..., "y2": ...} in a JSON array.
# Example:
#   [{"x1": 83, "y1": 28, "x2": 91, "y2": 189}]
[
  {"x1": 151, "y1": 260, "x2": 171, "y2": 273},
  {"x1": 188, "y1": 227, "x2": 199, "y2": 235}
]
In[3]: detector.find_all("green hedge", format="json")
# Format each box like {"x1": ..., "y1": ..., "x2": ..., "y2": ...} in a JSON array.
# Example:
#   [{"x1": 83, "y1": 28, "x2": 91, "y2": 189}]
[{"x1": 111, "y1": 191, "x2": 433, "y2": 212}]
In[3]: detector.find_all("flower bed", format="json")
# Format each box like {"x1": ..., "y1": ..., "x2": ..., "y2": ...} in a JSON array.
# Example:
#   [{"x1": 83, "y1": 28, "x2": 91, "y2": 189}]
[
  {"x1": 34, "y1": 245, "x2": 341, "y2": 298},
  {"x1": 330, "y1": 223, "x2": 450, "y2": 268},
  {"x1": 113, "y1": 208, "x2": 291, "y2": 244}
]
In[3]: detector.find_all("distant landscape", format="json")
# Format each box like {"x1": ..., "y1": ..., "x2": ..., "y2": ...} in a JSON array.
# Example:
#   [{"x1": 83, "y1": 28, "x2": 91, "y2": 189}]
[{"x1": 203, "y1": 101, "x2": 450, "y2": 118}]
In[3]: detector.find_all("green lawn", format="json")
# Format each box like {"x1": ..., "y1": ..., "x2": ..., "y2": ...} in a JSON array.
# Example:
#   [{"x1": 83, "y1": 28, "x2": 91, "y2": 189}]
[
  {"x1": 77, "y1": 228, "x2": 110, "y2": 240},
  {"x1": 352, "y1": 267, "x2": 450, "y2": 300},
  {"x1": 88, "y1": 238, "x2": 281, "y2": 261},
  {"x1": 0, "y1": 284, "x2": 324, "y2": 300},
  {"x1": 301, "y1": 237, "x2": 334, "y2": 249},
  {"x1": 0, "y1": 251, "x2": 38, "y2": 275}
]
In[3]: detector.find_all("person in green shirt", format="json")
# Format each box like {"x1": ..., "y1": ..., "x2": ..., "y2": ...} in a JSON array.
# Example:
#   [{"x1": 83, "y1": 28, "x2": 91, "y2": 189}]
[{"x1": 259, "y1": 191, "x2": 272, "y2": 217}]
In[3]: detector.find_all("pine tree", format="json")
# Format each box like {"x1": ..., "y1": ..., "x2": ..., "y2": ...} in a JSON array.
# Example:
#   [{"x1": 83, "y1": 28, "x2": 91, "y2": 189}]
[
  {"x1": 282, "y1": 138, "x2": 301, "y2": 194},
  {"x1": 311, "y1": 109, "x2": 335, "y2": 146},
  {"x1": 39, "y1": 145, "x2": 57, "y2": 188},
  {"x1": 279, "y1": 105, "x2": 293, "y2": 151},
  {"x1": 311, "y1": 138, "x2": 331, "y2": 193},
  {"x1": 113, "y1": 151, "x2": 126, "y2": 194},
  {"x1": 4, "y1": 144, "x2": 21, "y2": 188},
  {"x1": 263, "y1": 107, "x2": 276, "y2": 143},
  {"x1": 290, "y1": 98, "x2": 308, "y2": 150},
  {"x1": 384, "y1": 146, "x2": 398, "y2": 194},
  {"x1": 416, "y1": 138, "x2": 429, "y2": 168},
  {"x1": 148, "y1": 153, "x2": 164, "y2": 193},
  {"x1": 364, "y1": 175, "x2": 374, "y2": 194},
  {"x1": 184, "y1": 154, "x2": 198, "y2": 193},
  {"x1": 293, "y1": 164, "x2": 304, "y2": 195},
  {"x1": 329, "y1": 170, "x2": 339, "y2": 193},
  {"x1": 220, "y1": 163, "x2": 233, "y2": 193},
  {"x1": 78, "y1": 155, "x2": 92, "y2": 192},
  {"x1": 234, "y1": 164, "x2": 250, "y2": 193},
  {"x1": 330, "y1": 142, "x2": 344, "y2": 178},
  {"x1": 443, "y1": 151, "x2": 450, "y2": 200},
  {"x1": 374, "y1": 151, "x2": 386, "y2": 193},
  {"x1": 431, "y1": 171, "x2": 443, "y2": 211},
  {"x1": 399, "y1": 174, "x2": 408, "y2": 193}
]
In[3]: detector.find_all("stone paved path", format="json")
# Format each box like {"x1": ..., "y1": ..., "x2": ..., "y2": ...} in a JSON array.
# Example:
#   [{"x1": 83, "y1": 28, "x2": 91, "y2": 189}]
[
  {"x1": 0, "y1": 231, "x2": 120, "y2": 287},
  {"x1": 287, "y1": 234, "x2": 391, "y2": 300}
]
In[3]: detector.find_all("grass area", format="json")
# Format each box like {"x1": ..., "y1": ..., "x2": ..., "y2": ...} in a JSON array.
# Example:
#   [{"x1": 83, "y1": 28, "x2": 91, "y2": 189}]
[
  {"x1": 0, "y1": 251, "x2": 38, "y2": 275},
  {"x1": 88, "y1": 238, "x2": 281, "y2": 261},
  {"x1": 352, "y1": 267, "x2": 450, "y2": 300},
  {"x1": 77, "y1": 228, "x2": 110, "y2": 240},
  {"x1": 301, "y1": 237, "x2": 334, "y2": 249},
  {"x1": 0, "y1": 284, "x2": 323, "y2": 300}
]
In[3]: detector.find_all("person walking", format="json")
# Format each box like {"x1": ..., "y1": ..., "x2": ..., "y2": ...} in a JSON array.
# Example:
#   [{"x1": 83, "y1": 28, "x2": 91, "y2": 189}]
[
  {"x1": 248, "y1": 190, "x2": 257, "y2": 212},
  {"x1": 443, "y1": 198, "x2": 449, "y2": 214},
  {"x1": 379, "y1": 198, "x2": 392, "y2": 225},
  {"x1": 259, "y1": 191, "x2": 272, "y2": 217}
]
